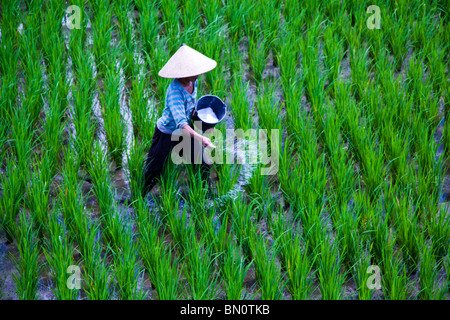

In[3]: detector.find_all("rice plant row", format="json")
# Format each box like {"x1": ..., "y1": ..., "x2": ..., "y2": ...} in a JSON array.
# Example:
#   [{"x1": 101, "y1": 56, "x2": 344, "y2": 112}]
[{"x1": 1, "y1": 0, "x2": 449, "y2": 301}]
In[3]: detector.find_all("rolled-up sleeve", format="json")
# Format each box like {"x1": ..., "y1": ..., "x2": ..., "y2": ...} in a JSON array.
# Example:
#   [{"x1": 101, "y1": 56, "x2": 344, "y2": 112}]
[{"x1": 167, "y1": 89, "x2": 188, "y2": 129}]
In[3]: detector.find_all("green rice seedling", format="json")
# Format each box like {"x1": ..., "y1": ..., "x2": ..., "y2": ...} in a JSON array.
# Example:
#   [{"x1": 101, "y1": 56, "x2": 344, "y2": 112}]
[
  {"x1": 195, "y1": 201, "x2": 219, "y2": 245},
  {"x1": 102, "y1": 202, "x2": 129, "y2": 250},
  {"x1": 249, "y1": 193, "x2": 272, "y2": 223},
  {"x1": 410, "y1": 2, "x2": 439, "y2": 52},
  {"x1": 126, "y1": 137, "x2": 150, "y2": 201},
  {"x1": 10, "y1": 108, "x2": 34, "y2": 178},
  {"x1": 425, "y1": 202, "x2": 450, "y2": 261},
  {"x1": 412, "y1": 119, "x2": 444, "y2": 207},
  {"x1": 259, "y1": 0, "x2": 280, "y2": 54},
  {"x1": 160, "y1": 0, "x2": 181, "y2": 52},
  {"x1": 201, "y1": 0, "x2": 224, "y2": 25},
  {"x1": 282, "y1": 79, "x2": 304, "y2": 135},
  {"x1": 278, "y1": 141, "x2": 301, "y2": 210},
  {"x1": 282, "y1": 0, "x2": 301, "y2": 26},
  {"x1": 241, "y1": 1, "x2": 261, "y2": 40},
  {"x1": 332, "y1": 201, "x2": 360, "y2": 270},
  {"x1": 323, "y1": 24, "x2": 345, "y2": 89},
  {"x1": 255, "y1": 78, "x2": 282, "y2": 131},
  {"x1": 247, "y1": 31, "x2": 270, "y2": 84},
  {"x1": 381, "y1": 253, "x2": 414, "y2": 300},
  {"x1": 224, "y1": 0, "x2": 249, "y2": 43},
  {"x1": 344, "y1": 7, "x2": 367, "y2": 53},
  {"x1": 44, "y1": 209, "x2": 78, "y2": 300},
  {"x1": 213, "y1": 163, "x2": 241, "y2": 199},
  {"x1": 0, "y1": 116, "x2": 9, "y2": 161},
  {"x1": 156, "y1": 160, "x2": 180, "y2": 217},
  {"x1": 323, "y1": 0, "x2": 347, "y2": 26},
  {"x1": 351, "y1": 133, "x2": 386, "y2": 200},
  {"x1": 349, "y1": 45, "x2": 372, "y2": 101},
  {"x1": 57, "y1": 148, "x2": 82, "y2": 224},
  {"x1": 299, "y1": 0, "x2": 322, "y2": 25},
  {"x1": 111, "y1": 222, "x2": 147, "y2": 300},
  {"x1": 144, "y1": 240, "x2": 183, "y2": 300},
  {"x1": 276, "y1": 30, "x2": 299, "y2": 88},
  {"x1": 220, "y1": 240, "x2": 252, "y2": 300},
  {"x1": 115, "y1": 0, "x2": 135, "y2": 77},
  {"x1": 385, "y1": 10, "x2": 411, "y2": 71},
  {"x1": 40, "y1": 0, "x2": 65, "y2": 42},
  {"x1": 0, "y1": 157, "x2": 24, "y2": 243},
  {"x1": 418, "y1": 239, "x2": 447, "y2": 300},
  {"x1": 200, "y1": 16, "x2": 227, "y2": 90},
  {"x1": 322, "y1": 106, "x2": 355, "y2": 207},
  {"x1": 183, "y1": 164, "x2": 209, "y2": 218},
  {"x1": 245, "y1": 162, "x2": 274, "y2": 205},
  {"x1": 136, "y1": 198, "x2": 182, "y2": 299},
  {"x1": 0, "y1": 0, "x2": 21, "y2": 39},
  {"x1": 90, "y1": 0, "x2": 113, "y2": 78},
  {"x1": 370, "y1": 195, "x2": 393, "y2": 263},
  {"x1": 352, "y1": 241, "x2": 374, "y2": 300},
  {"x1": 10, "y1": 211, "x2": 42, "y2": 300},
  {"x1": 19, "y1": 28, "x2": 44, "y2": 125},
  {"x1": 43, "y1": 92, "x2": 66, "y2": 170},
  {"x1": 406, "y1": 52, "x2": 427, "y2": 106},
  {"x1": 299, "y1": 15, "x2": 323, "y2": 66},
  {"x1": 316, "y1": 237, "x2": 347, "y2": 300},
  {"x1": 379, "y1": 124, "x2": 410, "y2": 184},
  {"x1": 230, "y1": 72, "x2": 253, "y2": 130},
  {"x1": 443, "y1": 115, "x2": 450, "y2": 160},
  {"x1": 135, "y1": 0, "x2": 160, "y2": 55},
  {"x1": 83, "y1": 244, "x2": 114, "y2": 300},
  {"x1": 137, "y1": 200, "x2": 164, "y2": 268},
  {"x1": 389, "y1": 189, "x2": 421, "y2": 274},
  {"x1": 166, "y1": 204, "x2": 194, "y2": 255},
  {"x1": 281, "y1": 232, "x2": 317, "y2": 300},
  {"x1": 128, "y1": 69, "x2": 158, "y2": 141},
  {"x1": 201, "y1": 210, "x2": 231, "y2": 261},
  {"x1": 444, "y1": 252, "x2": 450, "y2": 294},
  {"x1": 86, "y1": 142, "x2": 115, "y2": 220},
  {"x1": 26, "y1": 153, "x2": 53, "y2": 241},
  {"x1": 66, "y1": 0, "x2": 89, "y2": 52},
  {"x1": 230, "y1": 193, "x2": 254, "y2": 263},
  {"x1": 71, "y1": 78, "x2": 97, "y2": 168},
  {"x1": 145, "y1": 40, "x2": 172, "y2": 107},
  {"x1": 180, "y1": 0, "x2": 201, "y2": 29},
  {"x1": 99, "y1": 60, "x2": 126, "y2": 167},
  {"x1": 380, "y1": 232, "x2": 414, "y2": 300},
  {"x1": 227, "y1": 39, "x2": 244, "y2": 79},
  {"x1": 425, "y1": 40, "x2": 447, "y2": 96},
  {"x1": 183, "y1": 235, "x2": 221, "y2": 300},
  {"x1": 248, "y1": 228, "x2": 286, "y2": 300}
]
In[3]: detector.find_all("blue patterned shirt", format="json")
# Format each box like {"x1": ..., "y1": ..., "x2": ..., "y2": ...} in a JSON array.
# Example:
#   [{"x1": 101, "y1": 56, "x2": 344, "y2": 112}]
[{"x1": 156, "y1": 78, "x2": 197, "y2": 134}]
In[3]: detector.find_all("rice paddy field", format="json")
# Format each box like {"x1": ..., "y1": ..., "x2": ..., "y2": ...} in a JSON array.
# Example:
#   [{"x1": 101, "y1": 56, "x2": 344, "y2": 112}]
[{"x1": 0, "y1": 0, "x2": 450, "y2": 301}]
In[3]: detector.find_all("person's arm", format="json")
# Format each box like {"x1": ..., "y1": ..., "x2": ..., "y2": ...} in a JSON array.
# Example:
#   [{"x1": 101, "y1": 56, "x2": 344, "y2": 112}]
[
  {"x1": 181, "y1": 124, "x2": 216, "y2": 149},
  {"x1": 168, "y1": 89, "x2": 215, "y2": 148}
]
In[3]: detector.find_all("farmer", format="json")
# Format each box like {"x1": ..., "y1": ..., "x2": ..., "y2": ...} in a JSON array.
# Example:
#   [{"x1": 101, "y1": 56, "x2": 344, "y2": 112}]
[{"x1": 142, "y1": 44, "x2": 217, "y2": 197}]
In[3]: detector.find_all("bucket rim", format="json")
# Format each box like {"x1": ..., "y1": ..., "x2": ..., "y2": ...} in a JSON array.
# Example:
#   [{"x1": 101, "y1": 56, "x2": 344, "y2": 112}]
[{"x1": 194, "y1": 94, "x2": 227, "y2": 124}]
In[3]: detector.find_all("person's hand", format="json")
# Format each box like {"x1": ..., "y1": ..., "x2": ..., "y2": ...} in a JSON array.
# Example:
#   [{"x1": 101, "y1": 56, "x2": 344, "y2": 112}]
[{"x1": 201, "y1": 136, "x2": 216, "y2": 149}]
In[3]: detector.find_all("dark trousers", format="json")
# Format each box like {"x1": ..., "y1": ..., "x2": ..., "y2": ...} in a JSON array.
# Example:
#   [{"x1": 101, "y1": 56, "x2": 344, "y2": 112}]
[{"x1": 142, "y1": 126, "x2": 211, "y2": 197}]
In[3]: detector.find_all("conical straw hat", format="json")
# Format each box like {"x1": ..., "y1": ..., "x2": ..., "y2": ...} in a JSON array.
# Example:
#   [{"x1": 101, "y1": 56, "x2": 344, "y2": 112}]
[{"x1": 158, "y1": 44, "x2": 217, "y2": 78}]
